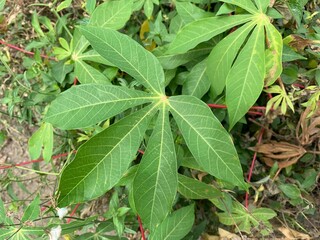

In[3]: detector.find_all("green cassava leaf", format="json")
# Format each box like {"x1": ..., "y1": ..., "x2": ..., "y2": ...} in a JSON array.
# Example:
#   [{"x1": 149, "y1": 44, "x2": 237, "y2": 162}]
[
  {"x1": 0, "y1": 0, "x2": 6, "y2": 11},
  {"x1": 264, "y1": 22, "x2": 283, "y2": 86},
  {"x1": 57, "y1": 104, "x2": 158, "y2": 206},
  {"x1": 133, "y1": 106, "x2": 177, "y2": 231},
  {"x1": 175, "y1": 1, "x2": 214, "y2": 25},
  {"x1": 90, "y1": 0, "x2": 133, "y2": 29},
  {"x1": 72, "y1": 30, "x2": 112, "y2": 84},
  {"x1": 56, "y1": 0, "x2": 72, "y2": 12},
  {"x1": 166, "y1": 15, "x2": 253, "y2": 54},
  {"x1": 85, "y1": 0, "x2": 96, "y2": 14},
  {"x1": 80, "y1": 26, "x2": 164, "y2": 95},
  {"x1": 279, "y1": 184, "x2": 301, "y2": 200},
  {"x1": 150, "y1": 205, "x2": 195, "y2": 240},
  {"x1": 178, "y1": 174, "x2": 222, "y2": 199},
  {"x1": 182, "y1": 59, "x2": 210, "y2": 99},
  {"x1": 207, "y1": 22, "x2": 255, "y2": 97},
  {"x1": 282, "y1": 45, "x2": 307, "y2": 62},
  {"x1": 219, "y1": 0, "x2": 258, "y2": 14},
  {"x1": 28, "y1": 122, "x2": 53, "y2": 162},
  {"x1": 226, "y1": 24, "x2": 265, "y2": 129},
  {"x1": 21, "y1": 194, "x2": 40, "y2": 222},
  {"x1": 144, "y1": 0, "x2": 154, "y2": 18},
  {"x1": 217, "y1": 201, "x2": 276, "y2": 233},
  {"x1": 154, "y1": 43, "x2": 213, "y2": 70},
  {"x1": 74, "y1": 60, "x2": 111, "y2": 84},
  {"x1": 253, "y1": 0, "x2": 269, "y2": 13},
  {"x1": 0, "y1": 227, "x2": 44, "y2": 239},
  {"x1": 0, "y1": 198, "x2": 12, "y2": 225},
  {"x1": 168, "y1": 95, "x2": 246, "y2": 189},
  {"x1": 45, "y1": 84, "x2": 156, "y2": 130}
]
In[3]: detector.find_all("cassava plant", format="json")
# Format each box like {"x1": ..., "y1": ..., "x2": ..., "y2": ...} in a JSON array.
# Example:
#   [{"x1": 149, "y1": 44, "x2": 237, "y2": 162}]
[{"x1": 42, "y1": 0, "x2": 282, "y2": 237}]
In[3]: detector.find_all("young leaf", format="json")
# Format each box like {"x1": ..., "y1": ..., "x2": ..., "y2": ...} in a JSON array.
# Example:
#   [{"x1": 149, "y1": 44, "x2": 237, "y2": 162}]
[
  {"x1": 166, "y1": 15, "x2": 253, "y2": 54},
  {"x1": 150, "y1": 205, "x2": 195, "y2": 240},
  {"x1": 0, "y1": 197, "x2": 12, "y2": 225},
  {"x1": 226, "y1": 24, "x2": 265, "y2": 129},
  {"x1": 264, "y1": 22, "x2": 283, "y2": 86},
  {"x1": 0, "y1": 0, "x2": 5, "y2": 11},
  {"x1": 56, "y1": 0, "x2": 72, "y2": 12},
  {"x1": 218, "y1": 201, "x2": 276, "y2": 233},
  {"x1": 57, "y1": 104, "x2": 158, "y2": 206},
  {"x1": 219, "y1": 0, "x2": 258, "y2": 14},
  {"x1": 282, "y1": 45, "x2": 307, "y2": 62},
  {"x1": 80, "y1": 26, "x2": 164, "y2": 95},
  {"x1": 21, "y1": 194, "x2": 40, "y2": 222},
  {"x1": 182, "y1": 59, "x2": 210, "y2": 99},
  {"x1": 144, "y1": 0, "x2": 154, "y2": 19},
  {"x1": 169, "y1": 95, "x2": 246, "y2": 189},
  {"x1": 133, "y1": 107, "x2": 177, "y2": 231},
  {"x1": 90, "y1": 0, "x2": 133, "y2": 30},
  {"x1": 207, "y1": 22, "x2": 255, "y2": 97},
  {"x1": 45, "y1": 84, "x2": 156, "y2": 130},
  {"x1": 28, "y1": 122, "x2": 53, "y2": 162},
  {"x1": 178, "y1": 174, "x2": 222, "y2": 199}
]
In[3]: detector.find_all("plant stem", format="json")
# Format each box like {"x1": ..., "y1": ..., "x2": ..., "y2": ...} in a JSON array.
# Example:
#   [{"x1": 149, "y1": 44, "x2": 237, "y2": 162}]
[
  {"x1": 67, "y1": 203, "x2": 81, "y2": 223},
  {"x1": 137, "y1": 215, "x2": 146, "y2": 240},
  {"x1": 51, "y1": 9, "x2": 73, "y2": 39},
  {"x1": 0, "y1": 40, "x2": 57, "y2": 61},
  {"x1": 245, "y1": 128, "x2": 265, "y2": 208},
  {"x1": 15, "y1": 166, "x2": 59, "y2": 175}
]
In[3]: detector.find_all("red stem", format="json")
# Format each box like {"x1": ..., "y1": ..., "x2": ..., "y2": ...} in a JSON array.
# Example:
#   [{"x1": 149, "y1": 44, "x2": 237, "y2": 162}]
[
  {"x1": 207, "y1": 103, "x2": 266, "y2": 111},
  {"x1": 0, "y1": 150, "x2": 76, "y2": 170},
  {"x1": 67, "y1": 203, "x2": 80, "y2": 223},
  {"x1": 247, "y1": 111, "x2": 263, "y2": 116},
  {"x1": 245, "y1": 128, "x2": 264, "y2": 208},
  {"x1": 73, "y1": 77, "x2": 78, "y2": 86},
  {"x1": 292, "y1": 83, "x2": 305, "y2": 89},
  {"x1": 0, "y1": 39, "x2": 57, "y2": 61},
  {"x1": 137, "y1": 215, "x2": 146, "y2": 240}
]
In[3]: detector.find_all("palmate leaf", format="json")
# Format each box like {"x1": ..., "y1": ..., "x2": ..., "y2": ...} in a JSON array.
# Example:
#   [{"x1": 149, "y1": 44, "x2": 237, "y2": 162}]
[
  {"x1": 133, "y1": 106, "x2": 177, "y2": 231},
  {"x1": 166, "y1": 15, "x2": 253, "y2": 54},
  {"x1": 57, "y1": 104, "x2": 158, "y2": 206},
  {"x1": 226, "y1": 24, "x2": 265, "y2": 129},
  {"x1": 169, "y1": 95, "x2": 246, "y2": 189},
  {"x1": 217, "y1": 201, "x2": 276, "y2": 233},
  {"x1": 72, "y1": 30, "x2": 111, "y2": 84},
  {"x1": 45, "y1": 84, "x2": 156, "y2": 130},
  {"x1": 207, "y1": 22, "x2": 255, "y2": 97},
  {"x1": 80, "y1": 26, "x2": 164, "y2": 95}
]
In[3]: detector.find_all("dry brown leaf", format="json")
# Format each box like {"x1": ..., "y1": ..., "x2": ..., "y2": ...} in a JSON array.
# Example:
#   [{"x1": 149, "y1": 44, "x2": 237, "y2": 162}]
[
  {"x1": 201, "y1": 233, "x2": 220, "y2": 240},
  {"x1": 262, "y1": 156, "x2": 300, "y2": 169},
  {"x1": 251, "y1": 141, "x2": 306, "y2": 160},
  {"x1": 296, "y1": 102, "x2": 320, "y2": 146},
  {"x1": 219, "y1": 228, "x2": 241, "y2": 240},
  {"x1": 278, "y1": 226, "x2": 311, "y2": 240},
  {"x1": 288, "y1": 35, "x2": 314, "y2": 51}
]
